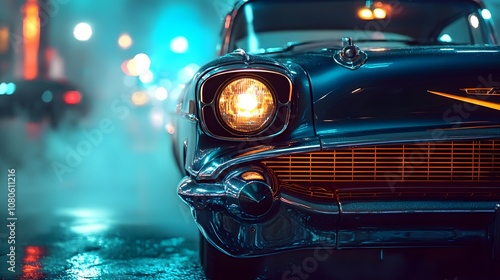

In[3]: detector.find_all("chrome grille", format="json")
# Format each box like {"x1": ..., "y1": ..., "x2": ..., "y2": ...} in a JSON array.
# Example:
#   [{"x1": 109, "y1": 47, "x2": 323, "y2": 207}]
[{"x1": 262, "y1": 140, "x2": 500, "y2": 183}]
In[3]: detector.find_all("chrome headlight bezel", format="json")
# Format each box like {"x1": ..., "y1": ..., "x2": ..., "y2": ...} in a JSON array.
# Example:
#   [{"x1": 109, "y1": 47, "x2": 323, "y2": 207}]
[{"x1": 199, "y1": 68, "x2": 292, "y2": 140}]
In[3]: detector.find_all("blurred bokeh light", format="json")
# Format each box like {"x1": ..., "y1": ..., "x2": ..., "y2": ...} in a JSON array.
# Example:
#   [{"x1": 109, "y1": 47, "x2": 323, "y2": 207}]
[
  {"x1": 170, "y1": 36, "x2": 189, "y2": 53},
  {"x1": 118, "y1": 33, "x2": 133, "y2": 49},
  {"x1": 73, "y1": 22, "x2": 93, "y2": 41}
]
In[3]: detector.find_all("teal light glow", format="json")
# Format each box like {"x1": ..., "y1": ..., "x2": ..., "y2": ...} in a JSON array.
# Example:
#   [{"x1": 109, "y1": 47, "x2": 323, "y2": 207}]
[
  {"x1": 481, "y1": 9, "x2": 492, "y2": 20},
  {"x1": 5, "y1": 82, "x2": 16, "y2": 95},
  {"x1": 170, "y1": 36, "x2": 188, "y2": 53},
  {"x1": 439, "y1": 34, "x2": 452, "y2": 43}
]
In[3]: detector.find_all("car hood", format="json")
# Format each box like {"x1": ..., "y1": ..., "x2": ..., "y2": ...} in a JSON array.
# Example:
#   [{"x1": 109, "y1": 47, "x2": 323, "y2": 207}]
[{"x1": 274, "y1": 46, "x2": 500, "y2": 146}]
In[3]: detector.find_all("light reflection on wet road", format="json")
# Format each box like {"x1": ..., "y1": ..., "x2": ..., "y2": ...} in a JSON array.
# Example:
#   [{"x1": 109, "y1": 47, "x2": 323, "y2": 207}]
[
  {"x1": 0, "y1": 98, "x2": 204, "y2": 278},
  {"x1": 6, "y1": 224, "x2": 206, "y2": 279}
]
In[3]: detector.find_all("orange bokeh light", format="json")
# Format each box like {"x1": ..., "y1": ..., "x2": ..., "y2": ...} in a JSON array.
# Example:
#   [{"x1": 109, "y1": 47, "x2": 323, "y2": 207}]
[
  {"x1": 118, "y1": 33, "x2": 133, "y2": 49},
  {"x1": 23, "y1": 0, "x2": 40, "y2": 80},
  {"x1": 358, "y1": 7, "x2": 374, "y2": 20},
  {"x1": 131, "y1": 91, "x2": 149, "y2": 106}
]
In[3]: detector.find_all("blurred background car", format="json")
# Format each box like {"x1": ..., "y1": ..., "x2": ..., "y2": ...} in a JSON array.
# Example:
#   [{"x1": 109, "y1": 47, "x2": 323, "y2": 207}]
[
  {"x1": 0, "y1": 0, "x2": 92, "y2": 129},
  {"x1": 0, "y1": 77, "x2": 89, "y2": 127}
]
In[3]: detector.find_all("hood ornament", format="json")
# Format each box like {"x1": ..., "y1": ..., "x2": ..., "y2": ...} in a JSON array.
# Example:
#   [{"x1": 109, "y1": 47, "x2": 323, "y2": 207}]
[{"x1": 333, "y1": 37, "x2": 368, "y2": 70}]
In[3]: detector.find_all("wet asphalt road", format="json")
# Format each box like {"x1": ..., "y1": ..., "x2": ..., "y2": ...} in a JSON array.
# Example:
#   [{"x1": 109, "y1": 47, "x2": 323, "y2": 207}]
[
  {"x1": 0, "y1": 101, "x2": 207, "y2": 279},
  {"x1": 1, "y1": 223, "x2": 205, "y2": 279}
]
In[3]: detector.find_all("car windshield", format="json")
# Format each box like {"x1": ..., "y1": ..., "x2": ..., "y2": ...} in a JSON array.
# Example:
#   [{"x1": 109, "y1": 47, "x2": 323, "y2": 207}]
[{"x1": 229, "y1": 0, "x2": 494, "y2": 53}]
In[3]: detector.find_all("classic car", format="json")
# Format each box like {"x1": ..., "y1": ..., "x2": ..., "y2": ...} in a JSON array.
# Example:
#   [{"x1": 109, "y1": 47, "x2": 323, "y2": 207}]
[
  {"x1": 175, "y1": 0, "x2": 500, "y2": 278},
  {"x1": 0, "y1": 78, "x2": 90, "y2": 128}
]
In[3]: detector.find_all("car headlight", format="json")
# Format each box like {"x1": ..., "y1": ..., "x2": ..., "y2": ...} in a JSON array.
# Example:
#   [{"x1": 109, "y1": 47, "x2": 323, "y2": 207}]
[
  {"x1": 217, "y1": 77, "x2": 276, "y2": 133},
  {"x1": 199, "y1": 69, "x2": 292, "y2": 140}
]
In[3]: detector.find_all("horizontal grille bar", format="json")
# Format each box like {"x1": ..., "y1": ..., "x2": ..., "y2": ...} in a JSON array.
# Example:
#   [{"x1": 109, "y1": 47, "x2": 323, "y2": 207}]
[
  {"x1": 262, "y1": 140, "x2": 500, "y2": 183},
  {"x1": 278, "y1": 182, "x2": 500, "y2": 201}
]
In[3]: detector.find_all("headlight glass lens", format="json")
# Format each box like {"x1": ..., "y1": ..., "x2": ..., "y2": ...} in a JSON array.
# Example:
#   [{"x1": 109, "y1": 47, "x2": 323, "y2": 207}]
[{"x1": 217, "y1": 78, "x2": 275, "y2": 133}]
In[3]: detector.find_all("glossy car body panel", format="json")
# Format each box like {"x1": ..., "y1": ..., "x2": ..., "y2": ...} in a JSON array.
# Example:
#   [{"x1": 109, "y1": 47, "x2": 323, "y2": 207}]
[{"x1": 301, "y1": 47, "x2": 500, "y2": 139}]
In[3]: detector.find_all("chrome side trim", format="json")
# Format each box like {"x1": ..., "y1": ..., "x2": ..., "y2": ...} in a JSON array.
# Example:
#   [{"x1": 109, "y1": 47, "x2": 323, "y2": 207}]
[
  {"x1": 320, "y1": 128, "x2": 500, "y2": 150},
  {"x1": 339, "y1": 200, "x2": 499, "y2": 214},
  {"x1": 429, "y1": 90, "x2": 500, "y2": 111},
  {"x1": 337, "y1": 199, "x2": 499, "y2": 248},
  {"x1": 461, "y1": 87, "x2": 500, "y2": 95}
]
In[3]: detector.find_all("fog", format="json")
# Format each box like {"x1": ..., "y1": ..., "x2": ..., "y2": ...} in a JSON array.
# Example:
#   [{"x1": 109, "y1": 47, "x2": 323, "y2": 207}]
[{"x1": 0, "y1": 0, "x2": 238, "y2": 243}]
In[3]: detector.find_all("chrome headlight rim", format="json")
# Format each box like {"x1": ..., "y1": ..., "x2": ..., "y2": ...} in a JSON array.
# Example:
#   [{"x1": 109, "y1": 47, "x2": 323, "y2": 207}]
[{"x1": 215, "y1": 75, "x2": 277, "y2": 135}]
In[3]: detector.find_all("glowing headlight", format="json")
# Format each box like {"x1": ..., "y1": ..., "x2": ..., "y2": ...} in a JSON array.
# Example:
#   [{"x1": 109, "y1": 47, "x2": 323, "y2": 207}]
[{"x1": 217, "y1": 77, "x2": 276, "y2": 134}]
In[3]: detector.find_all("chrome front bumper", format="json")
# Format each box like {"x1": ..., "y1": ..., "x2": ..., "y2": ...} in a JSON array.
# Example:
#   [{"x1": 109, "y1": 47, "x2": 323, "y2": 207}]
[
  {"x1": 178, "y1": 175, "x2": 339, "y2": 257},
  {"x1": 178, "y1": 173, "x2": 500, "y2": 258}
]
